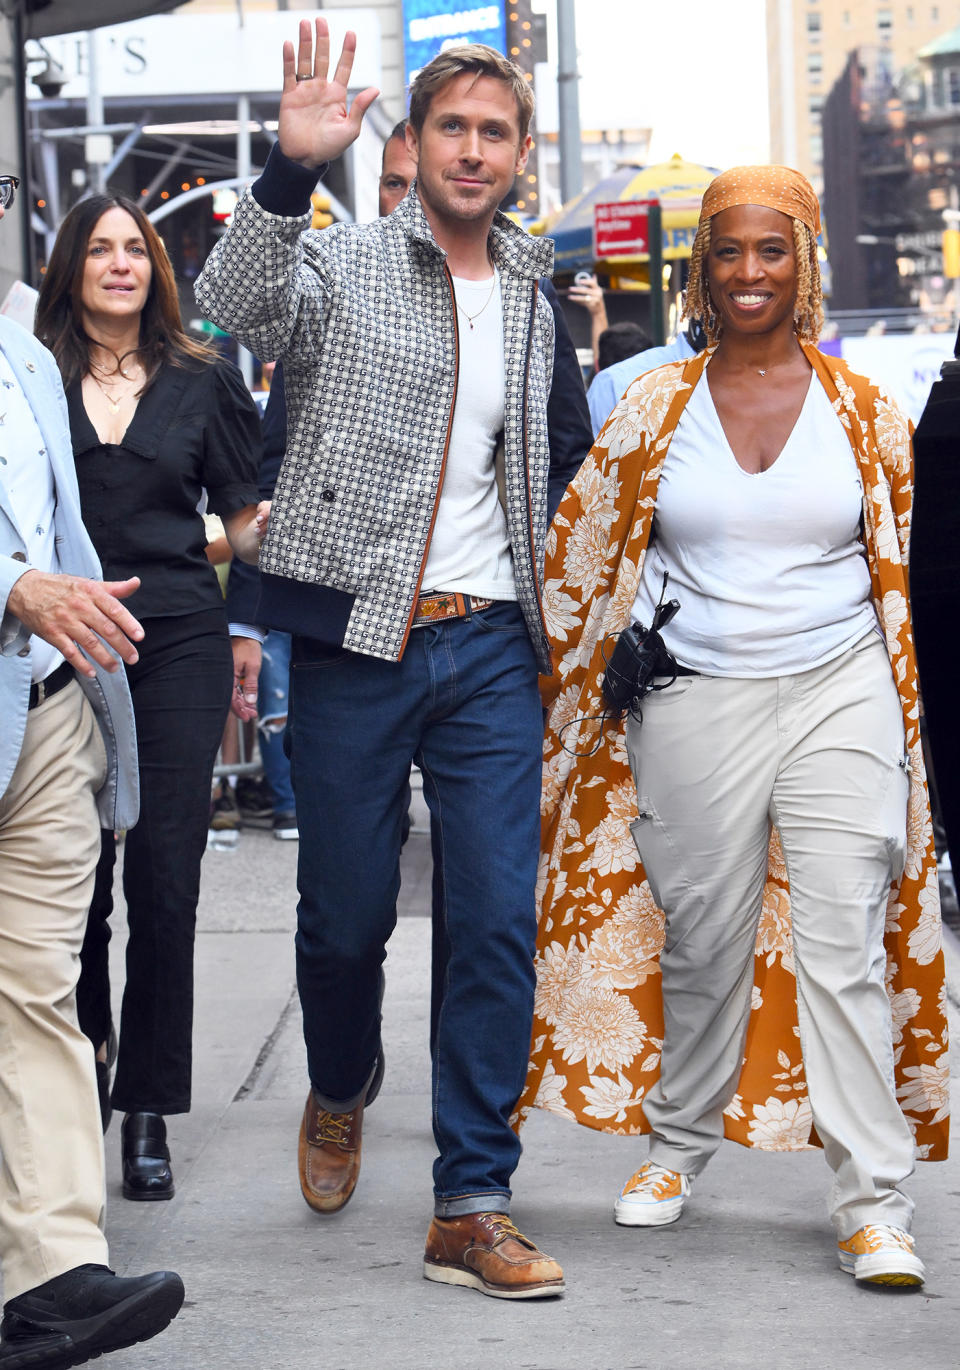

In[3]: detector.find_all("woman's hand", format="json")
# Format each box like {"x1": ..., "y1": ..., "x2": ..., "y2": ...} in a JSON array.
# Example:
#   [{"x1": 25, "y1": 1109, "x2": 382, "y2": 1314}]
[
  {"x1": 567, "y1": 273, "x2": 607, "y2": 322},
  {"x1": 279, "y1": 18, "x2": 380, "y2": 170},
  {"x1": 255, "y1": 500, "x2": 271, "y2": 542},
  {"x1": 224, "y1": 504, "x2": 265, "y2": 566}
]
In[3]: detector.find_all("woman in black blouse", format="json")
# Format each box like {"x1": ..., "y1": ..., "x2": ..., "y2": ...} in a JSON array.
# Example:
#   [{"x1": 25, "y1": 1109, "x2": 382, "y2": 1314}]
[{"x1": 36, "y1": 195, "x2": 265, "y2": 1200}]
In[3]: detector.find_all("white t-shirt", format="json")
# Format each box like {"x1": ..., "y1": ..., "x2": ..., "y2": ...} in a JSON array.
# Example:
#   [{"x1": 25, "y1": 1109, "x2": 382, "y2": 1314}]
[
  {"x1": 631, "y1": 370, "x2": 878, "y2": 676},
  {"x1": 420, "y1": 269, "x2": 517, "y2": 601},
  {"x1": 0, "y1": 350, "x2": 64, "y2": 683}
]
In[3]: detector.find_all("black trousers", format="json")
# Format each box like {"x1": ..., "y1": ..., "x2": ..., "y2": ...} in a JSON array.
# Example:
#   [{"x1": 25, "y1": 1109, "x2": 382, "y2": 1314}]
[{"x1": 76, "y1": 609, "x2": 233, "y2": 1114}]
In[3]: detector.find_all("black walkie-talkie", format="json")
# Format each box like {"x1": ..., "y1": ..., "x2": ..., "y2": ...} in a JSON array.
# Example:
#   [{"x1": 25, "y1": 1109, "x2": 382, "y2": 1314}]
[{"x1": 601, "y1": 574, "x2": 681, "y2": 715}]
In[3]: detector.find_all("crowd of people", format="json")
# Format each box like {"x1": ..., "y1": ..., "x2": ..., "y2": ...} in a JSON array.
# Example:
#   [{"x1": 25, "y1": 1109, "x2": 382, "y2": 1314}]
[{"x1": 0, "y1": 18, "x2": 950, "y2": 1367}]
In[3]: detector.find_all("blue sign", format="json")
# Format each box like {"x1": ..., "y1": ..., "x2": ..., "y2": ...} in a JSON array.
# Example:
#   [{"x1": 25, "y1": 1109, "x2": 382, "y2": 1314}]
[{"x1": 402, "y1": 2, "x2": 507, "y2": 90}]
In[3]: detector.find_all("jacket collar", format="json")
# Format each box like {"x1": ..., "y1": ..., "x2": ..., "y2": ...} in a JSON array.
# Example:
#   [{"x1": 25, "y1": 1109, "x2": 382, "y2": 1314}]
[{"x1": 391, "y1": 183, "x2": 554, "y2": 281}]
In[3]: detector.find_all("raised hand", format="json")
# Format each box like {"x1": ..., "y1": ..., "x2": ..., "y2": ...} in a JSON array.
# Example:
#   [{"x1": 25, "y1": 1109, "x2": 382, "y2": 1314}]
[{"x1": 278, "y1": 17, "x2": 380, "y2": 170}]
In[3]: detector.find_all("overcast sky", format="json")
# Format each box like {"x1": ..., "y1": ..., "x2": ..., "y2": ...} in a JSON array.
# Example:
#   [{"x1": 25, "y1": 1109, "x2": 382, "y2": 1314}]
[{"x1": 533, "y1": 0, "x2": 771, "y2": 168}]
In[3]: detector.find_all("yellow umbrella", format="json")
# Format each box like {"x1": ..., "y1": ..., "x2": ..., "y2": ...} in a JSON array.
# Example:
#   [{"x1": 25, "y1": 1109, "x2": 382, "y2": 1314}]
[{"x1": 535, "y1": 153, "x2": 717, "y2": 285}]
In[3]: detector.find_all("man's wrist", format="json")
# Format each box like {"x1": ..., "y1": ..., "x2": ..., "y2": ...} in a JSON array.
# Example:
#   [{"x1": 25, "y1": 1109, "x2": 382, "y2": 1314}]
[
  {"x1": 229, "y1": 622, "x2": 265, "y2": 644},
  {"x1": 252, "y1": 143, "x2": 329, "y2": 217}
]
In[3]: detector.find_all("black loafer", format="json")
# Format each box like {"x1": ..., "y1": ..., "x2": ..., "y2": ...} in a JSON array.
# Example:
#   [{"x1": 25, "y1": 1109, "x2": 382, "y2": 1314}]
[
  {"x1": 121, "y1": 1114, "x2": 174, "y2": 1201},
  {"x1": 0, "y1": 1263, "x2": 184, "y2": 1368}
]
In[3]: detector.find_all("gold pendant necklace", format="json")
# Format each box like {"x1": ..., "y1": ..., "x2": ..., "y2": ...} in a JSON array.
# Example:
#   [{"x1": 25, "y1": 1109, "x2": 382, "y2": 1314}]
[
  {"x1": 455, "y1": 271, "x2": 498, "y2": 331},
  {"x1": 89, "y1": 368, "x2": 139, "y2": 415}
]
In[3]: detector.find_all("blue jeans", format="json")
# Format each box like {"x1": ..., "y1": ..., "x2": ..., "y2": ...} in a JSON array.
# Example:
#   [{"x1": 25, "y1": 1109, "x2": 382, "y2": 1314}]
[
  {"x1": 289, "y1": 601, "x2": 542, "y2": 1216},
  {"x1": 258, "y1": 630, "x2": 296, "y2": 815}
]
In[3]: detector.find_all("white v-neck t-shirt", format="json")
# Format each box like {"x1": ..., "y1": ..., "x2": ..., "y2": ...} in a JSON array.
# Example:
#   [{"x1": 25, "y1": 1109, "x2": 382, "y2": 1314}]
[
  {"x1": 631, "y1": 370, "x2": 878, "y2": 676},
  {"x1": 420, "y1": 269, "x2": 517, "y2": 601}
]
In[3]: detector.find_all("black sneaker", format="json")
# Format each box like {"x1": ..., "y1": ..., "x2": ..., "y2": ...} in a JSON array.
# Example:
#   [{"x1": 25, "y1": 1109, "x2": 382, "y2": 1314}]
[
  {"x1": 0, "y1": 1264, "x2": 184, "y2": 1368},
  {"x1": 236, "y1": 775, "x2": 274, "y2": 821},
  {"x1": 272, "y1": 811, "x2": 299, "y2": 841}
]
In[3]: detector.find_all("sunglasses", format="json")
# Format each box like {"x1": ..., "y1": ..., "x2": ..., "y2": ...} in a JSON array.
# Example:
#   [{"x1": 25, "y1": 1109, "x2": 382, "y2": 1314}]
[{"x1": 0, "y1": 176, "x2": 20, "y2": 210}]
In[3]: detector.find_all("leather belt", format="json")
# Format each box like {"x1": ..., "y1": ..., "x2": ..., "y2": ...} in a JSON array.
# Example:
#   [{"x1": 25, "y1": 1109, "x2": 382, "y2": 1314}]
[
  {"x1": 28, "y1": 660, "x2": 74, "y2": 710},
  {"x1": 411, "y1": 591, "x2": 494, "y2": 628}
]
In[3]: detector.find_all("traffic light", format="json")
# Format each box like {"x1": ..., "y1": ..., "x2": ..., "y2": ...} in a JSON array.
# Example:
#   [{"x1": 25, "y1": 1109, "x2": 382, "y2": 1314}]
[
  {"x1": 311, "y1": 193, "x2": 333, "y2": 230},
  {"x1": 943, "y1": 229, "x2": 960, "y2": 279}
]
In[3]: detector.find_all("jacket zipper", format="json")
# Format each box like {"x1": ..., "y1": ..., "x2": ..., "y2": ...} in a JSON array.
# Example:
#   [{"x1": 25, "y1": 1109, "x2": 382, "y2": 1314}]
[
  {"x1": 398, "y1": 262, "x2": 460, "y2": 657},
  {"x1": 520, "y1": 279, "x2": 550, "y2": 665}
]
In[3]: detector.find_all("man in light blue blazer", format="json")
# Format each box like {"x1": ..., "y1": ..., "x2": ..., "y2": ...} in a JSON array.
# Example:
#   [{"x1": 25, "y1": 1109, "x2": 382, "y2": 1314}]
[{"x1": 0, "y1": 178, "x2": 184, "y2": 1370}]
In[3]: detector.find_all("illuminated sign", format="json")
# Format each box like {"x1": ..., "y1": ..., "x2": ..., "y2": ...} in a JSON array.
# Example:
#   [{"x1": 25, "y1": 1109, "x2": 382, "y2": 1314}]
[{"x1": 402, "y1": 2, "x2": 507, "y2": 89}]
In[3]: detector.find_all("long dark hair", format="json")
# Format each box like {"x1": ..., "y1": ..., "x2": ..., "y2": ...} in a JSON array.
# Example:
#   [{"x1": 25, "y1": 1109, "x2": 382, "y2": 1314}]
[{"x1": 35, "y1": 193, "x2": 213, "y2": 389}]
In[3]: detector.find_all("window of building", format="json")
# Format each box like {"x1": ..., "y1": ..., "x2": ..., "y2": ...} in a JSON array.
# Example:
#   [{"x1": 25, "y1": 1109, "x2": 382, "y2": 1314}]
[
  {"x1": 931, "y1": 5, "x2": 939, "y2": 20},
  {"x1": 877, "y1": 7, "x2": 893, "y2": 37},
  {"x1": 807, "y1": 51, "x2": 823, "y2": 83},
  {"x1": 809, "y1": 132, "x2": 823, "y2": 165},
  {"x1": 807, "y1": 11, "x2": 821, "y2": 33},
  {"x1": 809, "y1": 95, "x2": 824, "y2": 121},
  {"x1": 949, "y1": 66, "x2": 960, "y2": 106}
]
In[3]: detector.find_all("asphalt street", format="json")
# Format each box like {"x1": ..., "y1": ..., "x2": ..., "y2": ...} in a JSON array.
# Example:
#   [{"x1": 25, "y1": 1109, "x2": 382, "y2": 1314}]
[{"x1": 92, "y1": 805, "x2": 960, "y2": 1370}]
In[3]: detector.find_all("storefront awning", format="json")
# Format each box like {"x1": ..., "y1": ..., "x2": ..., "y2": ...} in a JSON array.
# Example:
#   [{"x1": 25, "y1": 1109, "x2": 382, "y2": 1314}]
[{"x1": 23, "y1": 0, "x2": 181, "y2": 41}]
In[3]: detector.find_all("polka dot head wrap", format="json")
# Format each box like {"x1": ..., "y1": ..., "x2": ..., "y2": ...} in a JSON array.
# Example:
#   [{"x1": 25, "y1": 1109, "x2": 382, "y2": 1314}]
[{"x1": 698, "y1": 165, "x2": 821, "y2": 236}]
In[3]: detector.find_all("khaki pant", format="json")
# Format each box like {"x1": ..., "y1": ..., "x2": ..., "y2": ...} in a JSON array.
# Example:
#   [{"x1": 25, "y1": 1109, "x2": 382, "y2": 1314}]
[
  {"x1": 0, "y1": 680, "x2": 110, "y2": 1299},
  {"x1": 625, "y1": 634, "x2": 915, "y2": 1238}
]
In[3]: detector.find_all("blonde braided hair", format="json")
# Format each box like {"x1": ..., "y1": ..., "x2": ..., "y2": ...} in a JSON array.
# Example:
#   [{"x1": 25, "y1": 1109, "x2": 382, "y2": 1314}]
[{"x1": 683, "y1": 215, "x2": 823, "y2": 344}]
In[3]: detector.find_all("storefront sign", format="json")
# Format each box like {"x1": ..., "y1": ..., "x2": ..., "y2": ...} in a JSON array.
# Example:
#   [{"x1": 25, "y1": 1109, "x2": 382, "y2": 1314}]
[{"x1": 28, "y1": 10, "x2": 382, "y2": 100}]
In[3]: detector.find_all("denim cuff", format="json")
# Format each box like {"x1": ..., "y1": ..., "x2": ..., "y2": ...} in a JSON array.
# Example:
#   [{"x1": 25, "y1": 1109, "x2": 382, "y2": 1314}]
[
  {"x1": 309, "y1": 1054, "x2": 380, "y2": 1114},
  {"x1": 434, "y1": 1191, "x2": 512, "y2": 1219}
]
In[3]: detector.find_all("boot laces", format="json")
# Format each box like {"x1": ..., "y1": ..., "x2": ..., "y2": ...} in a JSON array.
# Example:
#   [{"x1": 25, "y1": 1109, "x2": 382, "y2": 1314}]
[
  {"x1": 314, "y1": 1111, "x2": 352, "y2": 1145},
  {"x1": 485, "y1": 1214, "x2": 535, "y2": 1250}
]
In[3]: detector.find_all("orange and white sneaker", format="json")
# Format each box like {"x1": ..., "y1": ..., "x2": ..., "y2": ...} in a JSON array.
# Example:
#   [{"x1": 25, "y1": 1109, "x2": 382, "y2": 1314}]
[
  {"x1": 614, "y1": 1161, "x2": 692, "y2": 1227},
  {"x1": 837, "y1": 1225, "x2": 925, "y2": 1287}
]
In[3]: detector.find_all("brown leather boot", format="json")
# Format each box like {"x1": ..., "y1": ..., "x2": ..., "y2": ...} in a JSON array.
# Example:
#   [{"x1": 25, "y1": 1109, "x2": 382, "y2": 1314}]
[
  {"x1": 423, "y1": 1213, "x2": 565, "y2": 1299},
  {"x1": 297, "y1": 1090, "x2": 365, "y2": 1214}
]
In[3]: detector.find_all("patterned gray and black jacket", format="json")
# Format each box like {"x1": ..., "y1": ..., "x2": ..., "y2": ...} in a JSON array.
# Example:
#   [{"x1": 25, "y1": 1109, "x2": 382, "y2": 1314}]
[{"x1": 195, "y1": 147, "x2": 587, "y2": 673}]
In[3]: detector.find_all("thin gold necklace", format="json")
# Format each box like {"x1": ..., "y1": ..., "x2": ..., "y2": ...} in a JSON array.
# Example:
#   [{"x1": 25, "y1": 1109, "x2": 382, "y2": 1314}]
[
  {"x1": 88, "y1": 367, "x2": 141, "y2": 415},
  {"x1": 455, "y1": 269, "x2": 498, "y2": 331}
]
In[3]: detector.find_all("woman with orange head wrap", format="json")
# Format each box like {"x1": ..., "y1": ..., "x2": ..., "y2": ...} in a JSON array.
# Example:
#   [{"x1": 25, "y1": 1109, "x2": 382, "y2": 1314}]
[{"x1": 521, "y1": 167, "x2": 947, "y2": 1287}]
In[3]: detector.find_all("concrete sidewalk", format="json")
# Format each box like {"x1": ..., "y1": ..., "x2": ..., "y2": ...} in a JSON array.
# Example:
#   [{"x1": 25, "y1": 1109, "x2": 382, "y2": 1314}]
[{"x1": 99, "y1": 825, "x2": 960, "y2": 1370}]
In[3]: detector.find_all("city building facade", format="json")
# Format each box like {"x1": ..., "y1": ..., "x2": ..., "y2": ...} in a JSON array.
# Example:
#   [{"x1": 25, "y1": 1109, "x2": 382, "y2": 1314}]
[
  {"x1": 766, "y1": 0, "x2": 960, "y2": 191},
  {"x1": 822, "y1": 25, "x2": 960, "y2": 319}
]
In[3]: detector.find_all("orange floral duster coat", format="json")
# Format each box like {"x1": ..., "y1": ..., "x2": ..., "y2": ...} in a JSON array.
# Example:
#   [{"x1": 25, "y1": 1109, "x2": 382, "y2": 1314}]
[{"x1": 517, "y1": 344, "x2": 949, "y2": 1160}]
